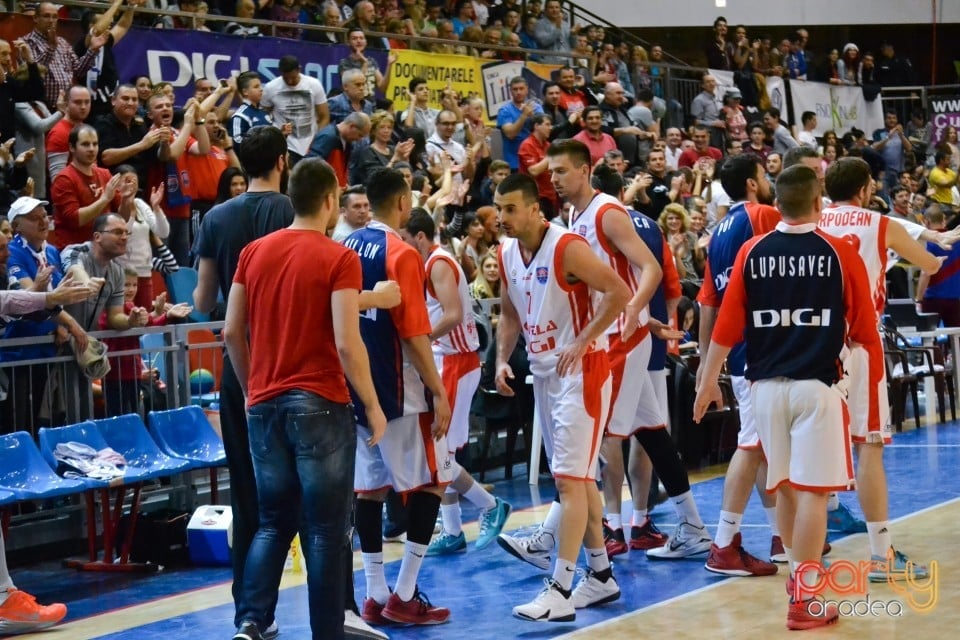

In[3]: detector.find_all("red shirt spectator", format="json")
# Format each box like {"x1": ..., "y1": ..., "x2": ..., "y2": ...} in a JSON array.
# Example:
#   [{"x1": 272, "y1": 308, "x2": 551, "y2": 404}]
[{"x1": 518, "y1": 117, "x2": 556, "y2": 206}]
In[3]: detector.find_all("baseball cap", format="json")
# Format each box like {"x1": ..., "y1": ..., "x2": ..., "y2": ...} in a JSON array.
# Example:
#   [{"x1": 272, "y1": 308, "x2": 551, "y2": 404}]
[
  {"x1": 7, "y1": 197, "x2": 49, "y2": 222},
  {"x1": 843, "y1": 43, "x2": 859, "y2": 54},
  {"x1": 724, "y1": 87, "x2": 742, "y2": 99}
]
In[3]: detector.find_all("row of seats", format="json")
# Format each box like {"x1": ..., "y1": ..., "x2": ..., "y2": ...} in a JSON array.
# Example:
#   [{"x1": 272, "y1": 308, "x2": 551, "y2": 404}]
[{"x1": 0, "y1": 407, "x2": 226, "y2": 570}]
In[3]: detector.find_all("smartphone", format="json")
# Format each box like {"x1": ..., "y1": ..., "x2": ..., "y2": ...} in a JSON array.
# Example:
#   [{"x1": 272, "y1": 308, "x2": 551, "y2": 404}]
[{"x1": 220, "y1": 79, "x2": 228, "y2": 88}]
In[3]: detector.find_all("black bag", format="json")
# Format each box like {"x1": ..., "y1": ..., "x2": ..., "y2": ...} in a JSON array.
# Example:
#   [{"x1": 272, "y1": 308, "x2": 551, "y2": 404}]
[{"x1": 116, "y1": 509, "x2": 191, "y2": 566}]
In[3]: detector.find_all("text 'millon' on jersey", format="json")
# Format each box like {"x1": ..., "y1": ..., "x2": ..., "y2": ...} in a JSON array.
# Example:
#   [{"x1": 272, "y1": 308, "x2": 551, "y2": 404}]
[
  {"x1": 713, "y1": 223, "x2": 881, "y2": 386},
  {"x1": 697, "y1": 201, "x2": 781, "y2": 375},
  {"x1": 498, "y1": 222, "x2": 607, "y2": 377}
]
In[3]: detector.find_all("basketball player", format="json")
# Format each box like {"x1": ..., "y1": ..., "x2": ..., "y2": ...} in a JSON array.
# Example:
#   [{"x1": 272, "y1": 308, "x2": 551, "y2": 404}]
[
  {"x1": 495, "y1": 173, "x2": 630, "y2": 621},
  {"x1": 400, "y1": 209, "x2": 512, "y2": 556},
  {"x1": 697, "y1": 154, "x2": 800, "y2": 574},
  {"x1": 818, "y1": 157, "x2": 936, "y2": 580},
  {"x1": 346, "y1": 168, "x2": 454, "y2": 627},
  {"x1": 695, "y1": 163, "x2": 883, "y2": 630}
]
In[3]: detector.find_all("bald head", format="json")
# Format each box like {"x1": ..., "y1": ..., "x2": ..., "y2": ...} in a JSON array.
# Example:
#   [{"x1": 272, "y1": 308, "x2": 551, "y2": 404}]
[{"x1": 603, "y1": 82, "x2": 626, "y2": 106}]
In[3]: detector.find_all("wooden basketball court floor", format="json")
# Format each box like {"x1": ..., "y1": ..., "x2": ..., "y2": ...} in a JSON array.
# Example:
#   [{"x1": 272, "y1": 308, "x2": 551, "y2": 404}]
[{"x1": 9, "y1": 421, "x2": 958, "y2": 639}]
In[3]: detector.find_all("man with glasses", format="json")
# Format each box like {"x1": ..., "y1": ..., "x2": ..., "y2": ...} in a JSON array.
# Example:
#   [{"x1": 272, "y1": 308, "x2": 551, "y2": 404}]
[{"x1": 426, "y1": 110, "x2": 474, "y2": 189}]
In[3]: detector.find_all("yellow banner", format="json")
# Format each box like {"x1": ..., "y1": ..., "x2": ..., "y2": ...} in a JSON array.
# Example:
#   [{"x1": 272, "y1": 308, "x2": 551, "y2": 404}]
[{"x1": 386, "y1": 49, "x2": 484, "y2": 113}]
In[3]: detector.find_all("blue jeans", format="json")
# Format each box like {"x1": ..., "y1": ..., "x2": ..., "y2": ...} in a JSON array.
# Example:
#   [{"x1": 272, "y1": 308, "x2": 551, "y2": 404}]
[{"x1": 238, "y1": 390, "x2": 356, "y2": 640}]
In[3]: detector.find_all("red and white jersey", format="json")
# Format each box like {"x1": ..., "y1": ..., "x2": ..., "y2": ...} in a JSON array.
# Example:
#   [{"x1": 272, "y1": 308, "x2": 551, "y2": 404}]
[
  {"x1": 817, "y1": 203, "x2": 889, "y2": 315},
  {"x1": 570, "y1": 191, "x2": 649, "y2": 335},
  {"x1": 425, "y1": 246, "x2": 479, "y2": 356},
  {"x1": 499, "y1": 222, "x2": 608, "y2": 378}
]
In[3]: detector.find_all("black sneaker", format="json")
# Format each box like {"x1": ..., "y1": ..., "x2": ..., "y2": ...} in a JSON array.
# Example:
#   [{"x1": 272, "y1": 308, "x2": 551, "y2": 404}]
[{"x1": 233, "y1": 621, "x2": 263, "y2": 640}]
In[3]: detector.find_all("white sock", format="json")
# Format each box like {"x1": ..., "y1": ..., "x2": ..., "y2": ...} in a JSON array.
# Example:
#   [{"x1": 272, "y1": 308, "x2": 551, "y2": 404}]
[
  {"x1": 362, "y1": 552, "x2": 390, "y2": 604},
  {"x1": 542, "y1": 500, "x2": 563, "y2": 534},
  {"x1": 793, "y1": 562, "x2": 819, "y2": 601},
  {"x1": 715, "y1": 510, "x2": 742, "y2": 547},
  {"x1": 440, "y1": 502, "x2": 462, "y2": 536},
  {"x1": 463, "y1": 482, "x2": 497, "y2": 511},
  {"x1": 764, "y1": 507, "x2": 780, "y2": 537},
  {"x1": 607, "y1": 513, "x2": 622, "y2": 530},
  {"x1": 584, "y1": 546, "x2": 610, "y2": 572},
  {"x1": 632, "y1": 509, "x2": 648, "y2": 526},
  {"x1": 672, "y1": 491, "x2": 705, "y2": 529},
  {"x1": 827, "y1": 493, "x2": 840, "y2": 511},
  {"x1": 394, "y1": 541, "x2": 428, "y2": 602},
  {"x1": 784, "y1": 545, "x2": 794, "y2": 566},
  {"x1": 866, "y1": 521, "x2": 892, "y2": 558},
  {"x1": 552, "y1": 558, "x2": 577, "y2": 591}
]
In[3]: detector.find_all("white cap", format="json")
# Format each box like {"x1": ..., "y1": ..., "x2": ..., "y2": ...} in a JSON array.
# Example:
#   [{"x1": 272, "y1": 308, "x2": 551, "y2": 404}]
[
  {"x1": 843, "y1": 43, "x2": 859, "y2": 54},
  {"x1": 7, "y1": 197, "x2": 49, "y2": 222}
]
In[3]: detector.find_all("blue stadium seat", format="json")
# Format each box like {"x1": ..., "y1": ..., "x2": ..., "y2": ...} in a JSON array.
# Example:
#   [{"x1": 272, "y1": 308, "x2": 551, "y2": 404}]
[
  {"x1": 93, "y1": 414, "x2": 193, "y2": 480},
  {"x1": 164, "y1": 268, "x2": 210, "y2": 322},
  {"x1": 37, "y1": 422, "x2": 152, "y2": 488},
  {"x1": 147, "y1": 406, "x2": 226, "y2": 468},
  {"x1": 0, "y1": 432, "x2": 87, "y2": 500}
]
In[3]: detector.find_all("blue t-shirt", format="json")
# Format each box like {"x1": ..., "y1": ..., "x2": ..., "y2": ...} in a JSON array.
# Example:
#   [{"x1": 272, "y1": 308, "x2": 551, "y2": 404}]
[
  {"x1": 3, "y1": 236, "x2": 64, "y2": 359},
  {"x1": 497, "y1": 101, "x2": 544, "y2": 170},
  {"x1": 924, "y1": 240, "x2": 960, "y2": 299}
]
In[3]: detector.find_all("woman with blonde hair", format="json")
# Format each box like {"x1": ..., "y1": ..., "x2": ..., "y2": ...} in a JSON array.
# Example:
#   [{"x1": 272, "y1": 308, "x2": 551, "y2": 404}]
[
  {"x1": 470, "y1": 250, "x2": 501, "y2": 329},
  {"x1": 353, "y1": 110, "x2": 414, "y2": 185},
  {"x1": 658, "y1": 202, "x2": 703, "y2": 292}
]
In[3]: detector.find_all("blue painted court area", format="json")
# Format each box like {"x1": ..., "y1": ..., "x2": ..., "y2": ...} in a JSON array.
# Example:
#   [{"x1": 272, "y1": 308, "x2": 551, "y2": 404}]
[{"x1": 12, "y1": 423, "x2": 960, "y2": 639}]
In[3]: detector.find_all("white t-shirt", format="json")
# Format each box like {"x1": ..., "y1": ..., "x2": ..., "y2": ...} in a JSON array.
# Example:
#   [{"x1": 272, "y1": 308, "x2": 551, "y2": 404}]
[
  {"x1": 798, "y1": 130, "x2": 818, "y2": 149},
  {"x1": 261, "y1": 75, "x2": 328, "y2": 157}
]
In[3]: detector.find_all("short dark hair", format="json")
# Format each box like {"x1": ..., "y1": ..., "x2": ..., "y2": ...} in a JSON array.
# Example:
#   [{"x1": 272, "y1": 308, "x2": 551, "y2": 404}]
[
  {"x1": 93, "y1": 213, "x2": 123, "y2": 234},
  {"x1": 720, "y1": 155, "x2": 762, "y2": 201},
  {"x1": 236, "y1": 71, "x2": 261, "y2": 94},
  {"x1": 278, "y1": 55, "x2": 300, "y2": 73},
  {"x1": 68, "y1": 123, "x2": 97, "y2": 148},
  {"x1": 547, "y1": 138, "x2": 592, "y2": 168},
  {"x1": 824, "y1": 157, "x2": 872, "y2": 202},
  {"x1": 112, "y1": 83, "x2": 137, "y2": 97},
  {"x1": 935, "y1": 149, "x2": 951, "y2": 165},
  {"x1": 237, "y1": 126, "x2": 287, "y2": 179},
  {"x1": 582, "y1": 105, "x2": 602, "y2": 120},
  {"x1": 591, "y1": 163, "x2": 624, "y2": 196},
  {"x1": 889, "y1": 185, "x2": 909, "y2": 199},
  {"x1": 542, "y1": 81, "x2": 559, "y2": 93},
  {"x1": 636, "y1": 87, "x2": 654, "y2": 103},
  {"x1": 765, "y1": 107, "x2": 781, "y2": 121},
  {"x1": 801, "y1": 110, "x2": 816, "y2": 125},
  {"x1": 115, "y1": 163, "x2": 136, "y2": 176},
  {"x1": 782, "y1": 146, "x2": 820, "y2": 169},
  {"x1": 748, "y1": 121, "x2": 765, "y2": 134},
  {"x1": 509, "y1": 75, "x2": 527, "y2": 87},
  {"x1": 404, "y1": 207, "x2": 435, "y2": 239},
  {"x1": 531, "y1": 113, "x2": 552, "y2": 126},
  {"x1": 496, "y1": 173, "x2": 540, "y2": 204},
  {"x1": 339, "y1": 185, "x2": 366, "y2": 208},
  {"x1": 366, "y1": 168, "x2": 410, "y2": 215},
  {"x1": 288, "y1": 158, "x2": 339, "y2": 218},
  {"x1": 409, "y1": 77, "x2": 427, "y2": 93},
  {"x1": 776, "y1": 165, "x2": 820, "y2": 219}
]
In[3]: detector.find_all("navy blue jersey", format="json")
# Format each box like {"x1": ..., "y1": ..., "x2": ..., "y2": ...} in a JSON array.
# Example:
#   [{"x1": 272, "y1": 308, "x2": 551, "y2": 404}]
[{"x1": 628, "y1": 208, "x2": 678, "y2": 371}]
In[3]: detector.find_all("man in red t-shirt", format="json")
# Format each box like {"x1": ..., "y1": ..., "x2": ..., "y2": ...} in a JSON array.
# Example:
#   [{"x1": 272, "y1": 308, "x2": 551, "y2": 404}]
[
  {"x1": 50, "y1": 124, "x2": 122, "y2": 249},
  {"x1": 677, "y1": 124, "x2": 723, "y2": 170},
  {"x1": 46, "y1": 85, "x2": 91, "y2": 182},
  {"x1": 223, "y1": 157, "x2": 386, "y2": 640},
  {"x1": 518, "y1": 114, "x2": 558, "y2": 218}
]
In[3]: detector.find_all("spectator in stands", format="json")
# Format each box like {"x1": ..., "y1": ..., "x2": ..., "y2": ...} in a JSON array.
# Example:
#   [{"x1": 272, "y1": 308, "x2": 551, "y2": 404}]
[
  {"x1": 305, "y1": 1, "x2": 343, "y2": 44},
  {"x1": 145, "y1": 95, "x2": 210, "y2": 265},
  {"x1": 765, "y1": 151, "x2": 782, "y2": 184},
  {"x1": 328, "y1": 69, "x2": 375, "y2": 125},
  {"x1": 470, "y1": 249, "x2": 500, "y2": 328},
  {"x1": 888, "y1": 184, "x2": 912, "y2": 222},
  {"x1": 426, "y1": 109, "x2": 475, "y2": 186},
  {"x1": 354, "y1": 110, "x2": 414, "y2": 186},
  {"x1": 451, "y1": 0, "x2": 477, "y2": 36},
  {"x1": 678, "y1": 124, "x2": 722, "y2": 170},
  {"x1": 928, "y1": 149, "x2": 958, "y2": 208},
  {"x1": 215, "y1": 167, "x2": 248, "y2": 204},
  {"x1": 401, "y1": 77, "x2": 440, "y2": 139},
  {"x1": 270, "y1": 0, "x2": 303, "y2": 39},
  {"x1": 599, "y1": 82, "x2": 649, "y2": 166},
  {"x1": 872, "y1": 110, "x2": 913, "y2": 194},
  {"x1": 262, "y1": 56, "x2": 329, "y2": 166},
  {"x1": 1, "y1": 37, "x2": 45, "y2": 144},
  {"x1": 822, "y1": 48, "x2": 842, "y2": 84},
  {"x1": 112, "y1": 164, "x2": 169, "y2": 307},
  {"x1": 224, "y1": 0, "x2": 262, "y2": 37},
  {"x1": 331, "y1": 185, "x2": 371, "y2": 243},
  {"x1": 339, "y1": 29, "x2": 396, "y2": 99},
  {"x1": 763, "y1": 107, "x2": 798, "y2": 155},
  {"x1": 721, "y1": 87, "x2": 747, "y2": 144},
  {"x1": 784, "y1": 32, "x2": 807, "y2": 80},
  {"x1": 876, "y1": 42, "x2": 914, "y2": 87},
  {"x1": 518, "y1": 12, "x2": 539, "y2": 54},
  {"x1": 229, "y1": 71, "x2": 272, "y2": 148},
  {"x1": 132, "y1": 74, "x2": 152, "y2": 118},
  {"x1": 859, "y1": 52, "x2": 880, "y2": 99},
  {"x1": 556, "y1": 66, "x2": 589, "y2": 114},
  {"x1": 14, "y1": 79, "x2": 64, "y2": 201},
  {"x1": 796, "y1": 110, "x2": 818, "y2": 149},
  {"x1": 691, "y1": 74, "x2": 725, "y2": 150},
  {"x1": 496, "y1": 76, "x2": 543, "y2": 171},
  {"x1": 573, "y1": 105, "x2": 617, "y2": 165},
  {"x1": 50, "y1": 125, "x2": 122, "y2": 249},
  {"x1": 308, "y1": 112, "x2": 371, "y2": 187},
  {"x1": 628, "y1": 147, "x2": 672, "y2": 218},
  {"x1": 518, "y1": 113, "x2": 557, "y2": 217},
  {"x1": 46, "y1": 85, "x2": 91, "y2": 182},
  {"x1": 74, "y1": 0, "x2": 140, "y2": 119},
  {"x1": 744, "y1": 121, "x2": 771, "y2": 163},
  {"x1": 753, "y1": 35, "x2": 780, "y2": 77},
  {"x1": 23, "y1": 2, "x2": 107, "y2": 109},
  {"x1": 95, "y1": 84, "x2": 160, "y2": 191},
  {"x1": 344, "y1": 1, "x2": 387, "y2": 49},
  {"x1": 3, "y1": 196, "x2": 91, "y2": 433},
  {"x1": 475, "y1": 159, "x2": 509, "y2": 207},
  {"x1": 184, "y1": 111, "x2": 241, "y2": 233},
  {"x1": 658, "y1": 202, "x2": 703, "y2": 290},
  {"x1": 663, "y1": 126, "x2": 683, "y2": 170},
  {"x1": 836, "y1": 43, "x2": 860, "y2": 85},
  {"x1": 541, "y1": 81, "x2": 579, "y2": 141},
  {"x1": 534, "y1": 0, "x2": 576, "y2": 65},
  {"x1": 937, "y1": 126, "x2": 959, "y2": 170},
  {"x1": 705, "y1": 16, "x2": 731, "y2": 70}
]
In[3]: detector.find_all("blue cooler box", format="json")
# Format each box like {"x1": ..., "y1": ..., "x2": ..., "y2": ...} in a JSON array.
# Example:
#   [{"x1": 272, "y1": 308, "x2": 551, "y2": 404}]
[{"x1": 187, "y1": 505, "x2": 233, "y2": 565}]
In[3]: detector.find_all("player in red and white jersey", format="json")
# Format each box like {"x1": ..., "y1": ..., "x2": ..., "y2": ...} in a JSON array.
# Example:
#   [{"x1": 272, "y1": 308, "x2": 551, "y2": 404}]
[
  {"x1": 401, "y1": 210, "x2": 512, "y2": 557},
  {"x1": 494, "y1": 173, "x2": 630, "y2": 622},
  {"x1": 817, "y1": 157, "x2": 939, "y2": 579}
]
